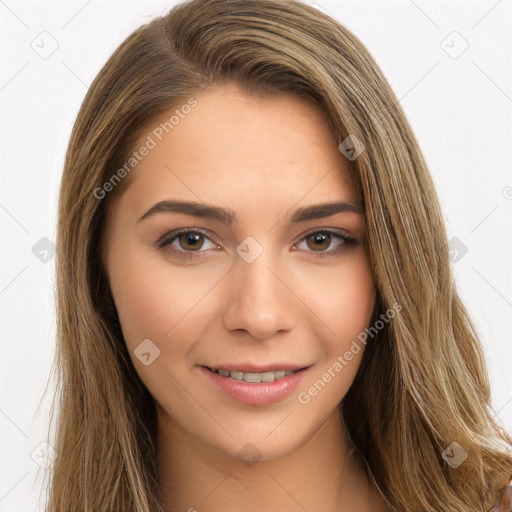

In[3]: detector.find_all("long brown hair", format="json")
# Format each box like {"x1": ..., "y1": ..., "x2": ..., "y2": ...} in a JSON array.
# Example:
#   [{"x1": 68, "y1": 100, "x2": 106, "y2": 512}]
[{"x1": 43, "y1": 0, "x2": 512, "y2": 510}]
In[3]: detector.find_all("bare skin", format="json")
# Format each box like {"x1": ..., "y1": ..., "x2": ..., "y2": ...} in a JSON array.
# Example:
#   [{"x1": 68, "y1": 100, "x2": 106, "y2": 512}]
[{"x1": 102, "y1": 83, "x2": 389, "y2": 511}]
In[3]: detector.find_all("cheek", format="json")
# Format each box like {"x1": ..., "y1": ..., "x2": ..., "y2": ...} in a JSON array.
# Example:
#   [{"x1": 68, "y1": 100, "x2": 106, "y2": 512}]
[
  {"x1": 107, "y1": 243, "x2": 228, "y2": 359},
  {"x1": 297, "y1": 252, "x2": 375, "y2": 402},
  {"x1": 110, "y1": 241, "x2": 375, "y2": 353},
  {"x1": 306, "y1": 251, "x2": 376, "y2": 344},
  {"x1": 107, "y1": 248, "x2": 223, "y2": 400}
]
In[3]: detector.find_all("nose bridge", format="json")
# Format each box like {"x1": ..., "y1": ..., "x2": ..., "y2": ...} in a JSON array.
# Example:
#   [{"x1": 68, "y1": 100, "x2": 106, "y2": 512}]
[
  {"x1": 238, "y1": 243, "x2": 280, "y2": 300},
  {"x1": 222, "y1": 236, "x2": 296, "y2": 338}
]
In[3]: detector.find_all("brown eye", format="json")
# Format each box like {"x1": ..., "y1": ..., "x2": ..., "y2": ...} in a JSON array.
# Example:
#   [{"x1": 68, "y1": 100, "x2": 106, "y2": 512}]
[
  {"x1": 154, "y1": 229, "x2": 218, "y2": 256},
  {"x1": 305, "y1": 232, "x2": 332, "y2": 251},
  {"x1": 177, "y1": 232, "x2": 205, "y2": 251},
  {"x1": 293, "y1": 229, "x2": 358, "y2": 259}
]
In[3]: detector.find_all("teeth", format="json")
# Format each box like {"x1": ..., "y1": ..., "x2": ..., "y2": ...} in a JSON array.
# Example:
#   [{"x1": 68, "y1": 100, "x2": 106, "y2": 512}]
[{"x1": 211, "y1": 368, "x2": 296, "y2": 383}]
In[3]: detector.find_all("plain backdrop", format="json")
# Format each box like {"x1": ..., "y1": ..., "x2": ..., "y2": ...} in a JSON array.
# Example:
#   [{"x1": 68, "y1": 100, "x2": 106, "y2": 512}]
[{"x1": 1, "y1": 1, "x2": 511, "y2": 510}]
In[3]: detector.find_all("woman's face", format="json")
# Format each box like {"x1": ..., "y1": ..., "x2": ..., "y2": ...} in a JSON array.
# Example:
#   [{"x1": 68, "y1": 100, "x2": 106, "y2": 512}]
[{"x1": 102, "y1": 83, "x2": 376, "y2": 461}]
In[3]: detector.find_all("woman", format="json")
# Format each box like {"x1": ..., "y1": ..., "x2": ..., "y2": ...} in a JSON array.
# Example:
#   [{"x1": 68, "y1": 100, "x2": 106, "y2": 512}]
[{"x1": 43, "y1": 0, "x2": 512, "y2": 510}]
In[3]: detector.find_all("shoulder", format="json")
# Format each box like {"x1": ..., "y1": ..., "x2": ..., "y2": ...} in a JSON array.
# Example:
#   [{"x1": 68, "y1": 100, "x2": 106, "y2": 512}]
[{"x1": 492, "y1": 479, "x2": 512, "y2": 512}]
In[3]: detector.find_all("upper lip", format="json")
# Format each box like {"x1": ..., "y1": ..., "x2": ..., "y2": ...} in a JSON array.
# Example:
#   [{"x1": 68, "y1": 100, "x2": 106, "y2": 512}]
[{"x1": 202, "y1": 363, "x2": 311, "y2": 373}]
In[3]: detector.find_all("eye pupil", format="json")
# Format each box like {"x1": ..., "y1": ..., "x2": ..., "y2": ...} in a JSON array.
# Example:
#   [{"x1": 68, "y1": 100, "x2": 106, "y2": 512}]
[
  {"x1": 179, "y1": 232, "x2": 204, "y2": 251},
  {"x1": 307, "y1": 232, "x2": 331, "y2": 251}
]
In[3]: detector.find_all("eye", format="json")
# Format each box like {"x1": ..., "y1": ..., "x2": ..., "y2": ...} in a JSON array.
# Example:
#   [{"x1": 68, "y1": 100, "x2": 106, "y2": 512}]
[
  {"x1": 292, "y1": 228, "x2": 357, "y2": 258},
  {"x1": 154, "y1": 227, "x2": 358, "y2": 260},
  {"x1": 154, "y1": 228, "x2": 220, "y2": 258}
]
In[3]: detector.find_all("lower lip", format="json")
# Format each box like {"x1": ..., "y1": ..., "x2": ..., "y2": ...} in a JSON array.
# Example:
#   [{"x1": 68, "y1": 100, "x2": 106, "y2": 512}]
[{"x1": 200, "y1": 366, "x2": 309, "y2": 406}]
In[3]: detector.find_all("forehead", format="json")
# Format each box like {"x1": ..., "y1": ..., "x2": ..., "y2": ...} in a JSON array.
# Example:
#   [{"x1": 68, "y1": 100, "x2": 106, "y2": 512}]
[{"x1": 113, "y1": 84, "x2": 359, "y2": 218}]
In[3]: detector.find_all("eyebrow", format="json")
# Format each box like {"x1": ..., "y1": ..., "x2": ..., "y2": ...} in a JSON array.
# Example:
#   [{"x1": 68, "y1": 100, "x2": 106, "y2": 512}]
[{"x1": 137, "y1": 199, "x2": 363, "y2": 225}]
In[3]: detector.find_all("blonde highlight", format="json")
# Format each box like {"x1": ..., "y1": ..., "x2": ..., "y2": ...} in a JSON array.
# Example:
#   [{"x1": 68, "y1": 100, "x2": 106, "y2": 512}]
[{"x1": 43, "y1": 1, "x2": 512, "y2": 510}]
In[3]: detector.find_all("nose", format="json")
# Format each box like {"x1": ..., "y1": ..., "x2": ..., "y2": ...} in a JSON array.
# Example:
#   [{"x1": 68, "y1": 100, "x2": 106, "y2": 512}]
[{"x1": 222, "y1": 246, "x2": 297, "y2": 340}]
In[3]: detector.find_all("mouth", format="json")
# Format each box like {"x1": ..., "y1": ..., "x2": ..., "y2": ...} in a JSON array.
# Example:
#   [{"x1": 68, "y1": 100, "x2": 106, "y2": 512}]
[
  {"x1": 200, "y1": 364, "x2": 311, "y2": 406},
  {"x1": 203, "y1": 366, "x2": 304, "y2": 383}
]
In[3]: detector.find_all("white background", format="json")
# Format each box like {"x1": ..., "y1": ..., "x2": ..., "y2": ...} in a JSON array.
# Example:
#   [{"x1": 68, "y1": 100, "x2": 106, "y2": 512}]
[{"x1": 0, "y1": 1, "x2": 511, "y2": 510}]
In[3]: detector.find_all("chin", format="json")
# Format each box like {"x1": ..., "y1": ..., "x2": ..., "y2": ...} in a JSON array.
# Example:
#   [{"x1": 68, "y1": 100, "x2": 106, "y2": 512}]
[{"x1": 191, "y1": 403, "x2": 338, "y2": 465}]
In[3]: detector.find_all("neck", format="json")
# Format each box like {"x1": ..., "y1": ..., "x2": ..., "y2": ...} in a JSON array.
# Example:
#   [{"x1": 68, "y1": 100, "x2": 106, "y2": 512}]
[{"x1": 156, "y1": 405, "x2": 383, "y2": 512}]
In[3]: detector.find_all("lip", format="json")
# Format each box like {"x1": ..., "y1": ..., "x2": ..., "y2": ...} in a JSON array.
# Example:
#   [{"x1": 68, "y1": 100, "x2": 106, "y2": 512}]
[
  {"x1": 200, "y1": 365, "x2": 311, "y2": 406},
  {"x1": 203, "y1": 363, "x2": 308, "y2": 373}
]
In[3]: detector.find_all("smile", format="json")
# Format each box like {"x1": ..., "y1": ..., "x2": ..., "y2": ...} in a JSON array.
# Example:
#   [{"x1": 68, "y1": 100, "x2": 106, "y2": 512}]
[
  {"x1": 207, "y1": 367, "x2": 297, "y2": 383},
  {"x1": 201, "y1": 365, "x2": 310, "y2": 406}
]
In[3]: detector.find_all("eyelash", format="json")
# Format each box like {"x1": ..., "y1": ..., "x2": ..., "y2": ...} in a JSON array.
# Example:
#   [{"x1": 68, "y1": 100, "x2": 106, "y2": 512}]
[{"x1": 153, "y1": 227, "x2": 358, "y2": 261}]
